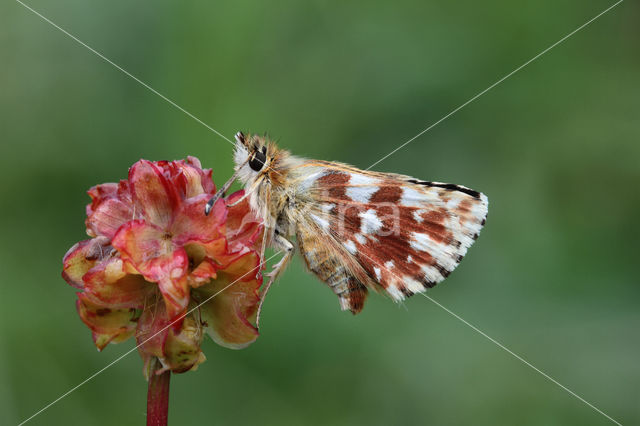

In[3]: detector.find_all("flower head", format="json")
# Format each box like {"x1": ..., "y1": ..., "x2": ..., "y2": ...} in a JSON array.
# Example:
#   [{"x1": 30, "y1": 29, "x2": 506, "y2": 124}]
[{"x1": 62, "y1": 157, "x2": 263, "y2": 376}]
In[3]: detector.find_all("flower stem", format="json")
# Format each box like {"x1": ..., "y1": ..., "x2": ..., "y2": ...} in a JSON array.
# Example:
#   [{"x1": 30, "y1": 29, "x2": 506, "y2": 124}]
[{"x1": 147, "y1": 359, "x2": 171, "y2": 426}]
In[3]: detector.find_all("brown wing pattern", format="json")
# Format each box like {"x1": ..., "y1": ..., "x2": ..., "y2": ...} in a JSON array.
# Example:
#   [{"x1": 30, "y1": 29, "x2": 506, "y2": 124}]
[{"x1": 294, "y1": 163, "x2": 487, "y2": 309}]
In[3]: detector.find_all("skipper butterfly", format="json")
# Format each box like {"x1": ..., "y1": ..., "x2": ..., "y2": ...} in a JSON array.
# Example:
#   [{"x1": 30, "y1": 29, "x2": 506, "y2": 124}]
[{"x1": 206, "y1": 132, "x2": 488, "y2": 322}]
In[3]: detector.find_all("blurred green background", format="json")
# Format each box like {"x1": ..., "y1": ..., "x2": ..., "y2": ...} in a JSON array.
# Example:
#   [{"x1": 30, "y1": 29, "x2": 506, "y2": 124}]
[{"x1": 1, "y1": 0, "x2": 638, "y2": 425}]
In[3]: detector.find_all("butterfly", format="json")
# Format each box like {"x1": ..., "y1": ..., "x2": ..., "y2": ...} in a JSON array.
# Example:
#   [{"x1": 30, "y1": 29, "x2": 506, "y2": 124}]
[{"x1": 206, "y1": 132, "x2": 488, "y2": 322}]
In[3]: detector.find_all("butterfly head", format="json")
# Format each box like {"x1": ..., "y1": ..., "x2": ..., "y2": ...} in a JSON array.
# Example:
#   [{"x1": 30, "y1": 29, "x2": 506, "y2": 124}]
[
  {"x1": 234, "y1": 132, "x2": 275, "y2": 183},
  {"x1": 205, "y1": 131, "x2": 280, "y2": 215}
]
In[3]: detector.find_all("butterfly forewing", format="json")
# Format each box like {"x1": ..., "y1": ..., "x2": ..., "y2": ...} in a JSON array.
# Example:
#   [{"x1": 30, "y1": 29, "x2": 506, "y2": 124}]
[{"x1": 293, "y1": 162, "x2": 488, "y2": 303}]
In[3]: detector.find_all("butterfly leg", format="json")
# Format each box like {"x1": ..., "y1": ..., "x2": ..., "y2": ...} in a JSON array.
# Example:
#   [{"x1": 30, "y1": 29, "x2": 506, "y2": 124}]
[{"x1": 256, "y1": 231, "x2": 294, "y2": 327}]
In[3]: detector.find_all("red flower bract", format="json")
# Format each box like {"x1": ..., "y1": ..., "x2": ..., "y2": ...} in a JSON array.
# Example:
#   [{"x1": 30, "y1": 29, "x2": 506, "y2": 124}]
[{"x1": 62, "y1": 157, "x2": 263, "y2": 377}]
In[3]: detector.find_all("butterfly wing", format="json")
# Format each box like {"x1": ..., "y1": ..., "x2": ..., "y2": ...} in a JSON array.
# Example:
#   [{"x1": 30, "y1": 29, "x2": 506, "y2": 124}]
[{"x1": 291, "y1": 161, "x2": 488, "y2": 308}]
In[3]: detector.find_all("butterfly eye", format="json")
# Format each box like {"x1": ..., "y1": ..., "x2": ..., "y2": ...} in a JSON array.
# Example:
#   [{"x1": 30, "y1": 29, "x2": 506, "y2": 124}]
[{"x1": 249, "y1": 149, "x2": 267, "y2": 171}]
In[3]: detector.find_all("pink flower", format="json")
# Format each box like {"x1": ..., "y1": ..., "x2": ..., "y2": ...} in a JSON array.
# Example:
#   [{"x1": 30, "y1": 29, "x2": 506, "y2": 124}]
[{"x1": 62, "y1": 157, "x2": 263, "y2": 376}]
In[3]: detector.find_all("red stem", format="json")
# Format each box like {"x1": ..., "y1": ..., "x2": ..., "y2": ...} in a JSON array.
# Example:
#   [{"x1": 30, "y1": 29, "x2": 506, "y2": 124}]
[{"x1": 147, "y1": 359, "x2": 171, "y2": 426}]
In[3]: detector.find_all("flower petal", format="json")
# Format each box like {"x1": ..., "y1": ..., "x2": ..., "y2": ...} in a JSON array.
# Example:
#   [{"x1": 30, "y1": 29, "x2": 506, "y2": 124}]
[
  {"x1": 222, "y1": 249, "x2": 262, "y2": 278},
  {"x1": 112, "y1": 220, "x2": 189, "y2": 319},
  {"x1": 188, "y1": 257, "x2": 217, "y2": 288},
  {"x1": 112, "y1": 221, "x2": 184, "y2": 280},
  {"x1": 193, "y1": 252, "x2": 262, "y2": 349},
  {"x1": 185, "y1": 156, "x2": 201, "y2": 169},
  {"x1": 162, "y1": 314, "x2": 206, "y2": 373},
  {"x1": 62, "y1": 237, "x2": 112, "y2": 289},
  {"x1": 224, "y1": 190, "x2": 263, "y2": 250},
  {"x1": 153, "y1": 157, "x2": 215, "y2": 199},
  {"x1": 158, "y1": 276, "x2": 189, "y2": 321},
  {"x1": 86, "y1": 183, "x2": 118, "y2": 217},
  {"x1": 136, "y1": 300, "x2": 205, "y2": 377},
  {"x1": 116, "y1": 179, "x2": 134, "y2": 205},
  {"x1": 199, "y1": 238, "x2": 256, "y2": 271},
  {"x1": 83, "y1": 257, "x2": 155, "y2": 309},
  {"x1": 129, "y1": 160, "x2": 179, "y2": 229},
  {"x1": 76, "y1": 294, "x2": 137, "y2": 350},
  {"x1": 171, "y1": 194, "x2": 226, "y2": 245},
  {"x1": 85, "y1": 198, "x2": 134, "y2": 239},
  {"x1": 176, "y1": 157, "x2": 215, "y2": 198}
]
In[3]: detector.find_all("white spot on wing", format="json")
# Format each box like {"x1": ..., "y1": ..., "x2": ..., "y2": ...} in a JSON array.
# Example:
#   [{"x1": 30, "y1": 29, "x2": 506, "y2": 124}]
[
  {"x1": 344, "y1": 240, "x2": 357, "y2": 254},
  {"x1": 409, "y1": 232, "x2": 432, "y2": 252},
  {"x1": 413, "y1": 209, "x2": 428, "y2": 223},
  {"x1": 446, "y1": 198, "x2": 461, "y2": 210},
  {"x1": 296, "y1": 168, "x2": 328, "y2": 193},
  {"x1": 410, "y1": 232, "x2": 458, "y2": 272},
  {"x1": 321, "y1": 203, "x2": 335, "y2": 213},
  {"x1": 310, "y1": 213, "x2": 330, "y2": 232},
  {"x1": 359, "y1": 209, "x2": 383, "y2": 235},
  {"x1": 405, "y1": 278, "x2": 424, "y2": 293},
  {"x1": 355, "y1": 233, "x2": 367, "y2": 244},
  {"x1": 465, "y1": 221, "x2": 482, "y2": 235},
  {"x1": 349, "y1": 173, "x2": 379, "y2": 186},
  {"x1": 421, "y1": 264, "x2": 443, "y2": 283},
  {"x1": 345, "y1": 173, "x2": 380, "y2": 203},
  {"x1": 386, "y1": 282, "x2": 404, "y2": 300},
  {"x1": 471, "y1": 194, "x2": 489, "y2": 219},
  {"x1": 373, "y1": 267, "x2": 381, "y2": 281},
  {"x1": 401, "y1": 187, "x2": 425, "y2": 207},
  {"x1": 384, "y1": 260, "x2": 394, "y2": 270}
]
